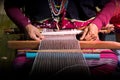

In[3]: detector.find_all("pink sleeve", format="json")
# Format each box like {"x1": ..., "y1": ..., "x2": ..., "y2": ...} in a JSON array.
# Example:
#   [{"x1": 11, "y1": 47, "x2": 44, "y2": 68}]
[
  {"x1": 92, "y1": 0, "x2": 116, "y2": 30},
  {"x1": 4, "y1": 7, "x2": 31, "y2": 28}
]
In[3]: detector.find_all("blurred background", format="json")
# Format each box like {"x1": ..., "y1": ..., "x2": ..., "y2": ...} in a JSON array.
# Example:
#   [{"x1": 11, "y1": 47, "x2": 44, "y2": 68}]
[{"x1": 0, "y1": 0, "x2": 20, "y2": 76}]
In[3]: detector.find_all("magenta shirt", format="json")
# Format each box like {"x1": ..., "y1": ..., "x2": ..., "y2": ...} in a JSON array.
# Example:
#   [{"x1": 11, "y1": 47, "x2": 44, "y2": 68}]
[
  {"x1": 4, "y1": 0, "x2": 116, "y2": 30},
  {"x1": 92, "y1": 0, "x2": 116, "y2": 30}
]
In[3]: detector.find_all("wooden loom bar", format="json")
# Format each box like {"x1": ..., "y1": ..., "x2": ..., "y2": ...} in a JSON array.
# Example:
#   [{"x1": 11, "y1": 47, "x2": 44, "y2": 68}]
[
  {"x1": 18, "y1": 49, "x2": 101, "y2": 53},
  {"x1": 8, "y1": 40, "x2": 120, "y2": 49}
]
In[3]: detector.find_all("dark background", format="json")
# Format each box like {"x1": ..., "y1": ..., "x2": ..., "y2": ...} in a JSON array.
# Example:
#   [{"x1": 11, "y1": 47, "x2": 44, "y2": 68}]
[{"x1": 0, "y1": 0, "x2": 19, "y2": 77}]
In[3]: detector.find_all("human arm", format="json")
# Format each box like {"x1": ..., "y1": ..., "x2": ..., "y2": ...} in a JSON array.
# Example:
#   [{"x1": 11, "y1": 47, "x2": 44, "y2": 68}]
[
  {"x1": 4, "y1": 0, "x2": 44, "y2": 41},
  {"x1": 80, "y1": 0, "x2": 116, "y2": 41}
]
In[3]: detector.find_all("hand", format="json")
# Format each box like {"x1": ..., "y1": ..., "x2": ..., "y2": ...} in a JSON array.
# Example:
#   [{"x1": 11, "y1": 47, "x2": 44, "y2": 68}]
[
  {"x1": 25, "y1": 24, "x2": 44, "y2": 41},
  {"x1": 99, "y1": 24, "x2": 115, "y2": 34},
  {"x1": 80, "y1": 23, "x2": 99, "y2": 41}
]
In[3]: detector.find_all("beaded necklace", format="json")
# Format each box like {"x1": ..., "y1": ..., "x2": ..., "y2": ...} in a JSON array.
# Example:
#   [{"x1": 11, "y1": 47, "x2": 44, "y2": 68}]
[
  {"x1": 48, "y1": 0, "x2": 68, "y2": 30},
  {"x1": 48, "y1": 0, "x2": 68, "y2": 16}
]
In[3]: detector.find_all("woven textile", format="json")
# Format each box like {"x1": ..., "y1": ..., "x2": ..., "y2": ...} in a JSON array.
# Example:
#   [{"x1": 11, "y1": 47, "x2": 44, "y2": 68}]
[{"x1": 30, "y1": 34, "x2": 90, "y2": 78}]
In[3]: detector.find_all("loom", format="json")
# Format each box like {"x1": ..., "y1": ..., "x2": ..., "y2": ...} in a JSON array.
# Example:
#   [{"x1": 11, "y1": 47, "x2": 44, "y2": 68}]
[
  {"x1": 8, "y1": 40, "x2": 120, "y2": 50},
  {"x1": 7, "y1": 29, "x2": 120, "y2": 79}
]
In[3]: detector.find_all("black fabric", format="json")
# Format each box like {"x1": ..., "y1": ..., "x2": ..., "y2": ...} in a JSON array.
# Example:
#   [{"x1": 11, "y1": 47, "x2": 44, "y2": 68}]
[
  {"x1": 4, "y1": 0, "x2": 26, "y2": 7},
  {"x1": 4, "y1": 0, "x2": 110, "y2": 21},
  {"x1": 24, "y1": 0, "x2": 51, "y2": 21}
]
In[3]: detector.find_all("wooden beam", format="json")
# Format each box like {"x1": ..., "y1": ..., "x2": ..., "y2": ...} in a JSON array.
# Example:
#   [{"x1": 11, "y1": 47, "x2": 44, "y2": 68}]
[
  {"x1": 79, "y1": 41, "x2": 120, "y2": 49},
  {"x1": 17, "y1": 49, "x2": 101, "y2": 53},
  {"x1": 8, "y1": 40, "x2": 120, "y2": 49},
  {"x1": 8, "y1": 40, "x2": 40, "y2": 49}
]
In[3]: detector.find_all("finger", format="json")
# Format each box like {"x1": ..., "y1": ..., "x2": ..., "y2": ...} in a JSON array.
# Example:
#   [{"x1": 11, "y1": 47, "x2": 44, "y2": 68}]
[
  {"x1": 29, "y1": 32, "x2": 41, "y2": 41},
  {"x1": 85, "y1": 32, "x2": 97, "y2": 41},
  {"x1": 35, "y1": 37, "x2": 41, "y2": 41},
  {"x1": 84, "y1": 33, "x2": 90, "y2": 40},
  {"x1": 36, "y1": 30, "x2": 45, "y2": 40},
  {"x1": 91, "y1": 34, "x2": 99, "y2": 41},
  {"x1": 86, "y1": 35, "x2": 97, "y2": 41},
  {"x1": 85, "y1": 36, "x2": 93, "y2": 41},
  {"x1": 31, "y1": 35, "x2": 40, "y2": 41},
  {"x1": 38, "y1": 33, "x2": 44, "y2": 39},
  {"x1": 90, "y1": 36, "x2": 97, "y2": 41},
  {"x1": 84, "y1": 31, "x2": 94, "y2": 41},
  {"x1": 80, "y1": 28, "x2": 88, "y2": 40}
]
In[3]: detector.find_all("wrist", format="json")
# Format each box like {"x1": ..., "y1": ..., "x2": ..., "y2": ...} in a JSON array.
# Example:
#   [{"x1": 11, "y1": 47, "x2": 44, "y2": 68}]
[
  {"x1": 25, "y1": 24, "x2": 34, "y2": 29},
  {"x1": 89, "y1": 23, "x2": 99, "y2": 30}
]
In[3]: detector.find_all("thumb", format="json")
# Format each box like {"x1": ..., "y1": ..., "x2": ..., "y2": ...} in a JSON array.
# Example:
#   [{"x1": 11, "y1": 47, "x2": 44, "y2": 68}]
[{"x1": 80, "y1": 28, "x2": 88, "y2": 40}]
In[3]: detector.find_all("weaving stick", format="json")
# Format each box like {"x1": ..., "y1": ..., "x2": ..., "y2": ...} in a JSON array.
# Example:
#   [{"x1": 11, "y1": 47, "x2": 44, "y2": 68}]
[
  {"x1": 25, "y1": 52, "x2": 100, "y2": 59},
  {"x1": 17, "y1": 49, "x2": 101, "y2": 53},
  {"x1": 8, "y1": 40, "x2": 120, "y2": 49},
  {"x1": 41, "y1": 29, "x2": 83, "y2": 35}
]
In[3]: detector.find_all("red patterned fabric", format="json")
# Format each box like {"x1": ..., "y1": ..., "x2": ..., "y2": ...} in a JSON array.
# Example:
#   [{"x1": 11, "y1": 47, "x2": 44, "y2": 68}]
[
  {"x1": 89, "y1": 50, "x2": 118, "y2": 76},
  {"x1": 33, "y1": 17, "x2": 94, "y2": 29}
]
